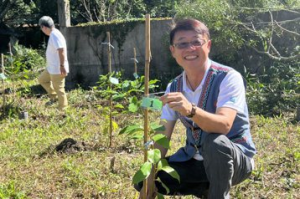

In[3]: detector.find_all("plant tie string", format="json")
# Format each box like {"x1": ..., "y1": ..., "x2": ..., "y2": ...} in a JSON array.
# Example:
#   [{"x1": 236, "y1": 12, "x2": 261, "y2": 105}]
[
  {"x1": 130, "y1": 58, "x2": 139, "y2": 63},
  {"x1": 101, "y1": 42, "x2": 115, "y2": 49},
  {"x1": 144, "y1": 140, "x2": 154, "y2": 150}
]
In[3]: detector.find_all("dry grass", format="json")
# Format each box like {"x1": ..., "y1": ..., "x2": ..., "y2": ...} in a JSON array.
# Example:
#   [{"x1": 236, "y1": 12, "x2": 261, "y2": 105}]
[{"x1": 0, "y1": 79, "x2": 299, "y2": 199}]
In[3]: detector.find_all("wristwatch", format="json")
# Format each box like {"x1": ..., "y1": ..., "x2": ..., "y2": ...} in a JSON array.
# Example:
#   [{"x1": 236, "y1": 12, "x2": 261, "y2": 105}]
[{"x1": 186, "y1": 103, "x2": 196, "y2": 118}]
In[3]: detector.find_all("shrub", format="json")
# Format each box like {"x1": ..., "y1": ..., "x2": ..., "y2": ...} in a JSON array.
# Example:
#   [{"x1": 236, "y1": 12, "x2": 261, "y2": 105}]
[
  {"x1": 5, "y1": 43, "x2": 45, "y2": 80},
  {"x1": 245, "y1": 62, "x2": 299, "y2": 116}
]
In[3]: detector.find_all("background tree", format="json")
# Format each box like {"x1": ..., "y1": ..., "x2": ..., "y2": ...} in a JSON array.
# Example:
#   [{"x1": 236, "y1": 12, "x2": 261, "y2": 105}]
[
  {"x1": 175, "y1": 0, "x2": 300, "y2": 63},
  {"x1": 175, "y1": 0, "x2": 300, "y2": 116},
  {"x1": 69, "y1": 0, "x2": 183, "y2": 24}
]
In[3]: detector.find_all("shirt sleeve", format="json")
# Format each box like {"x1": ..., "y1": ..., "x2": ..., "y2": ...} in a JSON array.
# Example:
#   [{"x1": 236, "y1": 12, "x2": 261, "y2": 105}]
[
  {"x1": 217, "y1": 70, "x2": 246, "y2": 113},
  {"x1": 160, "y1": 83, "x2": 178, "y2": 121},
  {"x1": 51, "y1": 31, "x2": 65, "y2": 50}
]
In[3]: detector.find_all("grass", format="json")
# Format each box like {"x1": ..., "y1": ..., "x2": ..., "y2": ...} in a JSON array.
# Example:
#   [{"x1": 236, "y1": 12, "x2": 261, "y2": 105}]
[{"x1": 0, "y1": 75, "x2": 299, "y2": 199}]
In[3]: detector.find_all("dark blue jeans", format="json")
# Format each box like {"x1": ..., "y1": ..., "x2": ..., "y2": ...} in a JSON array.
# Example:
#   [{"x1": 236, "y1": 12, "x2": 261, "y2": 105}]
[{"x1": 135, "y1": 133, "x2": 253, "y2": 199}]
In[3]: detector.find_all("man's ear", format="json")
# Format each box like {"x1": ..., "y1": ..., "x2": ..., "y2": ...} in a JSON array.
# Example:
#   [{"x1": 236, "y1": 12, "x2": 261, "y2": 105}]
[
  {"x1": 207, "y1": 40, "x2": 212, "y2": 52},
  {"x1": 169, "y1": 45, "x2": 175, "y2": 58}
]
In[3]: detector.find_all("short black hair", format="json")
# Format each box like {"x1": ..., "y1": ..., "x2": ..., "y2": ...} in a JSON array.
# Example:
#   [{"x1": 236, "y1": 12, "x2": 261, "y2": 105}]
[{"x1": 170, "y1": 19, "x2": 210, "y2": 45}]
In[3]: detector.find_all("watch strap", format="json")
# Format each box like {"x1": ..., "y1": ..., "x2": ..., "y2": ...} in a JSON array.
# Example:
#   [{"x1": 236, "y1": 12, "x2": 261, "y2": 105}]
[{"x1": 186, "y1": 103, "x2": 196, "y2": 118}]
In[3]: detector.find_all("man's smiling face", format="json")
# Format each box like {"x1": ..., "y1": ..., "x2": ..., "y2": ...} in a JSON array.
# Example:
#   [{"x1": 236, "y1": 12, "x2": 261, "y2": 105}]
[{"x1": 170, "y1": 30, "x2": 211, "y2": 70}]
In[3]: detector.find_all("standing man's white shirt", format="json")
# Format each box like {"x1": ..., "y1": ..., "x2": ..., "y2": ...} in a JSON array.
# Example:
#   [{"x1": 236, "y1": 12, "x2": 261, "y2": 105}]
[{"x1": 46, "y1": 28, "x2": 69, "y2": 74}]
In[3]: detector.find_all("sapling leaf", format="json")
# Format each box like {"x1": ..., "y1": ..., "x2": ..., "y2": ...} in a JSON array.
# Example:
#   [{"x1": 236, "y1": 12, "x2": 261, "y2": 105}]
[
  {"x1": 132, "y1": 162, "x2": 152, "y2": 184},
  {"x1": 157, "y1": 177, "x2": 170, "y2": 195},
  {"x1": 152, "y1": 134, "x2": 170, "y2": 149},
  {"x1": 112, "y1": 93, "x2": 126, "y2": 100},
  {"x1": 114, "y1": 103, "x2": 124, "y2": 109},
  {"x1": 128, "y1": 103, "x2": 139, "y2": 112},
  {"x1": 122, "y1": 81, "x2": 130, "y2": 88},
  {"x1": 112, "y1": 121, "x2": 119, "y2": 131},
  {"x1": 160, "y1": 166, "x2": 180, "y2": 183},
  {"x1": 149, "y1": 79, "x2": 160, "y2": 85},
  {"x1": 157, "y1": 159, "x2": 168, "y2": 171},
  {"x1": 150, "y1": 123, "x2": 166, "y2": 132},
  {"x1": 109, "y1": 77, "x2": 119, "y2": 85},
  {"x1": 130, "y1": 133, "x2": 143, "y2": 139},
  {"x1": 129, "y1": 96, "x2": 139, "y2": 103},
  {"x1": 119, "y1": 125, "x2": 143, "y2": 135},
  {"x1": 147, "y1": 149, "x2": 161, "y2": 164}
]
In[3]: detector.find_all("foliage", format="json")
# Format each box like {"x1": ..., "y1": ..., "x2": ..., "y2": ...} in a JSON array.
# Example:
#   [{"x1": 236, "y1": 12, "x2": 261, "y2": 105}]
[
  {"x1": 175, "y1": 0, "x2": 300, "y2": 62},
  {"x1": 95, "y1": 71, "x2": 159, "y2": 113},
  {"x1": 3, "y1": 43, "x2": 45, "y2": 80},
  {"x1": 70, "y1": 0, "x2": 145, "y2": 24},
  {"x1": 0, "y1": 0, "x2": 39, "y2": 25},
  {"x1": 70, "y1": 0, "x2": 183, "y2": 24},
  {"x1": 245, "y1": 61, "x2": 300, "y2": 116}
]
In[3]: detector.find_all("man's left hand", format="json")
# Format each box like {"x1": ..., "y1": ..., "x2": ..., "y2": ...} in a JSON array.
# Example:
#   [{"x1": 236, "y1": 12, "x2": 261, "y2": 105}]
[{"x1": 60, "y1": 67, "x2": 67, "y2": 77}]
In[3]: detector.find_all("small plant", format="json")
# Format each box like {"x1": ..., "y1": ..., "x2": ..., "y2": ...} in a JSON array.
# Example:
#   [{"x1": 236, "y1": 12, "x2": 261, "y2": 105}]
[
  {"x1": 95, "y1": 71, "x2": 159, "y2": 113},
  {"x1": 119, "y1": 122, "x2": 180, "y2": 198},
  {"x1": 94, "y1": 71, "x2": 160, "y2": 147}
]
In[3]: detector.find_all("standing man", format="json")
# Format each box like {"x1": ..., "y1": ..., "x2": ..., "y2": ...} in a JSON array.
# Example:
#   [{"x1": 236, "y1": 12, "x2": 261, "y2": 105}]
[
  {"x1": 136, "y1": 19, "x2": 256, "y2": 199},
  {"x1": 38, "y1": 16, "x2": 69, "y2": 111}
]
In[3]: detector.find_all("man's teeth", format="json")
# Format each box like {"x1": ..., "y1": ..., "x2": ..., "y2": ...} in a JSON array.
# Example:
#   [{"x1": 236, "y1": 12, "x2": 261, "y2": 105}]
[{"x1": 185, "y1": 55, "x2": 198, "y2": 60}]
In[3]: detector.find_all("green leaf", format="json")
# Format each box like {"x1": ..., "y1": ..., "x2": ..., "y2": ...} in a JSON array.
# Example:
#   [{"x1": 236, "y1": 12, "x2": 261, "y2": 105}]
[
  {"x1": 131, "y1": 133, "x2": 143, "y2": 140},
  {"x1": 119, "y1": 125, "x2": 143, "y2": 135},
  {"x1": 147, "y1": 149, "x2": 161, "y2": 164},
  {"x1": 157, "y1": 177, "x2": 170, "y2": 195},
  {"x1": 132, "y1": 162, "x2": 152, "y2": 184},
  {"x1": 152, "y1": 134, "x2": 170, "y2": 149},
  {"x1": 114, "y1": 103, "x2": 124, "y2": 109},
  {"x1": 112, "y1": 121, "x2": 119, "y2": 131},
  {"x1": 157, "y1": 159, "x2": 168, "y2": 171},
  {"x1": 160, "y1": 166, "x2": 180, "y2": 183},
  {"x1": 150, "y1": 122, "x2": 166, "y2": 132},
  {"x1": 112, "y1": 93, "x2": 126, "y2": 100},
  {"x1": 128, "y1": 103, "x2": 139, "y2": 113}
]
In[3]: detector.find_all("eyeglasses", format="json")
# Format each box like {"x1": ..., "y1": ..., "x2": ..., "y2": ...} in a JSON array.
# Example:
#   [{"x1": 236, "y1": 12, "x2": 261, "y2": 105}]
[{"x1": 173, "y1": 39, "x2": 207, "y2": 49}]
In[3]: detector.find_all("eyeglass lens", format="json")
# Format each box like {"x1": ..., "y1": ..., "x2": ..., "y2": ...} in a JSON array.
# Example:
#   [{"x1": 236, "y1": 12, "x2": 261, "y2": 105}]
[{"x1": 175, "y1": 40, "x2": 206, "y2": 49}]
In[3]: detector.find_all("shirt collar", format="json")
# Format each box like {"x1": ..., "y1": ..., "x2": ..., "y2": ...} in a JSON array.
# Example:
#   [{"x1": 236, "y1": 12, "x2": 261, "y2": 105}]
[{"x1": 182, "y1": 59, "x2": 211, "y2": 92}]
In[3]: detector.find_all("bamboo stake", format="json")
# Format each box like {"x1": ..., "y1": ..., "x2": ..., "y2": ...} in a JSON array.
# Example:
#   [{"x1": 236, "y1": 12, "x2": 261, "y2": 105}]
[
  {"x1": 142, "y1": 14, "x2": 151, "y2": 199},
  {"x1": 134, "y1": 47, "x2": 137, "y2": 74},
  {"x1": 107, "y1": 32, "x2": 113, "y2": 148},
  {"x1": 9, "y1": 42, "x2": 15, "y2": 100},
  {"x1": 1, "y1": 54, "x2": 3, "y2": 82},
  {"x1": 1, "y1": 54, "x2": 6, "y2": 115},
  {"x1": 107, "y1": 32, "x2": 112, "y2": 73},
  {"x1": 9, "y1": 42, "x2": 12, "y2": 56}
]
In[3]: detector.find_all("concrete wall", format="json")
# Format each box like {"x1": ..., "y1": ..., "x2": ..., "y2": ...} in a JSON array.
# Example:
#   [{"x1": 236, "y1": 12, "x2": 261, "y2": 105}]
[
  {"x1": 65, "y1": 10, "x2": 299, "y2": 89},
  {"x1": 66, "y1": 20, "x2": 179, "y2": 89}
]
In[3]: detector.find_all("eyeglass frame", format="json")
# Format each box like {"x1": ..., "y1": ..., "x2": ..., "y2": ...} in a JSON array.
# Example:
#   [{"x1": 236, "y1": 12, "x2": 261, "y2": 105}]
[{"x1": 172, "y1": 39, "x2": 208, "y2": 50}]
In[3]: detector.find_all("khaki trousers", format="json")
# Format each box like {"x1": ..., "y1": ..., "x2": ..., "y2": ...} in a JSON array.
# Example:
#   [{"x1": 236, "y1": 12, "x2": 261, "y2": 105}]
[{"x1": 38, "y1": 70, "x2": 68, "y2": 110}]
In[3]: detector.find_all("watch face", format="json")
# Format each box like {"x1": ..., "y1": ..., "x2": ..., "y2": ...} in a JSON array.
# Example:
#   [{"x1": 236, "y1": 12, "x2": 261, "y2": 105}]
[{"x1": 187, "y1": 103, "x2": 196, "y2": 118}]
